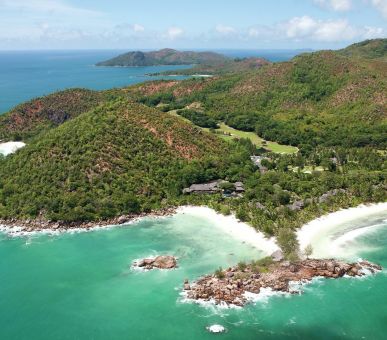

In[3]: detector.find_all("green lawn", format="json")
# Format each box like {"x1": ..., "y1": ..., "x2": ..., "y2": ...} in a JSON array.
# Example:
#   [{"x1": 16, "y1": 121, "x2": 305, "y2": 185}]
[
  {"x1": 168, "y1": 111, "x2": 298, "y2": 154},
  {"x1": 290, "y1": 165, "x2": 325, "y2": 173},
  {"x1": 213, "y1": 123, "x2": 298, "y2": 154}
]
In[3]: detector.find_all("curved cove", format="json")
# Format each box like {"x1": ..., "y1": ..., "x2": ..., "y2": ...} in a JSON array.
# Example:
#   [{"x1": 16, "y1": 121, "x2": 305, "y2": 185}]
[{"x1": 1, "y1": 205, "x2": 387, "y2": 339}]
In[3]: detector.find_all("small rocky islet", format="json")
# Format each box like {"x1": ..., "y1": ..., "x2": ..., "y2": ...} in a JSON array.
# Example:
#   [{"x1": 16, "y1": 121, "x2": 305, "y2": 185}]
[
  {"x1": 132, "y1": 255, "x2": 178, "y2": 270},
  {"x1": 183, "y1": 258, "x2": 382, "y2": 307}
]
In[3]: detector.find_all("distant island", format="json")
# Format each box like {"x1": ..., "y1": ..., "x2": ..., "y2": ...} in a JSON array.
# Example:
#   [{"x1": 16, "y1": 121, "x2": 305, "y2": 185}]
[
  {"x1": 96, "y1": 48, "x2": 228, "y2": 67},
  {"x1": 96, "y1": 48, "x2": 271, "y2": 75}
]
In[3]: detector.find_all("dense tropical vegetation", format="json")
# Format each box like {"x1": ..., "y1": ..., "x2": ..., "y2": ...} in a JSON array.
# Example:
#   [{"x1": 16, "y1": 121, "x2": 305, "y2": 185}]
[
  {"x1": 0, "y1": 39, "x2": 386, "y2": 257},
  {"x1": 0, "y1": 88, "x2": 106, "y2": 141},
  {"x1": 337, "y1": 38, "x2": 387, "y2": 61},
  {"x1": 126, "y1": 40, "x2": 386, "y2": 151}
]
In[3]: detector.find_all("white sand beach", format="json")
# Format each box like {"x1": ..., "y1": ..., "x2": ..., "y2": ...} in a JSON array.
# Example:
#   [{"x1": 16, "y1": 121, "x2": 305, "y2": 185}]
[
  {"x1": 176, "y1": 206, "x2": 279, "y2": 255},
  {"x1": 0, "y1": 141, "x2": 26, "y2": 156},
  {"x1": 297, "y1": 202, "x2": 387, "y2": 259}
]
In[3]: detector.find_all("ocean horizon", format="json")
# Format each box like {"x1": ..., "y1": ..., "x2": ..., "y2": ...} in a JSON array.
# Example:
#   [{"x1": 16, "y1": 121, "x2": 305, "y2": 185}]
[{"x1": 0, "y1": 49, "x2": 308, "y2": 114}]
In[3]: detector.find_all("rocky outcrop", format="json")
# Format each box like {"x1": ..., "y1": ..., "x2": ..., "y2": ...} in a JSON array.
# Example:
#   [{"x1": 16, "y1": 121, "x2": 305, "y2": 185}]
[
  {"x1": 133, "y1": 256, "x2": 177, "y2": 270},
  {"x1": 271, "y1": 250, "x2": 284, "y2": 262},
  {"x1": 0, "y1": 207, "x2": 177, "y2": 236},
  {"x1": 184, "y1": 259, "x2": 381, "y2": 307}
]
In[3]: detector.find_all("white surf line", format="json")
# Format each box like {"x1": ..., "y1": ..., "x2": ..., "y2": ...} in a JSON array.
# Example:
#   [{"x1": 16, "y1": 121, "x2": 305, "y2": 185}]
[
  {"x1": 0, "y1": 141, "x2": 26, "y2": 156},
  {"x1": 297, "y1": 202, "x2": 387, "y2": 259},
  {"x1": 176, "y1": 206, "x2": 279, "y2": 255},
  {"x1": 332, "y1": 222, "x2": 384, "y2": 251},
  {"x1": 0, "y1": 214, "x2": 167, "y2": 238}
]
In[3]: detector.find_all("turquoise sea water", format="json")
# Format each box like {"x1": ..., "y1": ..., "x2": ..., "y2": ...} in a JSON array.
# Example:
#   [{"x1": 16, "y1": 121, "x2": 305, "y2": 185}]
[
  {"x1": 0, "y1": 50, "x2": 191, "y2": 114},
  {"x1": 0, "y1": 49, "x2": 305, "y2": 114},
  {"x1": 1, "y1": 208, "x2": 387, "y2": 339}
]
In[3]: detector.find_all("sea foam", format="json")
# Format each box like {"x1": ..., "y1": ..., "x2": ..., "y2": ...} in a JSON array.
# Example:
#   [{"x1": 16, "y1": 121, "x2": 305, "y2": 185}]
[
  {"x1": 297, "y1": 203, "x2": 387, "y2": 259},
  {"x1": 176, "y1": 206, "x2": 279, "y2": 255}
]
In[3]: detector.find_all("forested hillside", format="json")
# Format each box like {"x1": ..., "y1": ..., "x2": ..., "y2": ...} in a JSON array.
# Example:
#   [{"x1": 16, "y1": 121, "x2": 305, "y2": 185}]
[
  {"x1": 152, "y1": 57, "x2": 271, "y2": 76},
  {"x1": 0, "y1": 89, "x2": 106, "y2": 141},
  {"x1": 337, "y1": 39, "x2": 387, "y2": 61},
  {"x1": 128, "y1": 45, "x2": 386, "y2": 150},
  {"x1": 0, "y1": 39, "x2": 385, "y2": 257},
  {"x1": 0, "y1": 99, "x2": 231, "y2": 221}
]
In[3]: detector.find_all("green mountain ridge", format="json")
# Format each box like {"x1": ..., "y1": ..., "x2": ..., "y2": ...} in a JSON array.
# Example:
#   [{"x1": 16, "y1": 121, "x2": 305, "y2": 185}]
[
  {"x1": 96, "y1": 48, "x2": 228, "y2": 67},
  {"x1": 0, "y1": 88, "x2": 106, "y2": 141},
  {"x1": 337, "y1": 38, "x2": 387, "y2": 61},
  {"x1": 150, "y1": 57, "x2": 272, "y2": 76},
  {"x1": 132, "y1": 46, "x2": 386, "y2": 149}
]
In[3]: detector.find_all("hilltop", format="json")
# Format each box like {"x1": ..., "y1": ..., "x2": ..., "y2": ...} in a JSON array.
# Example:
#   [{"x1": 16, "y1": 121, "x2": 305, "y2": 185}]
[
  {"x1": 337, "y1": 38, "x2": 387, "y2": 61},
  {"x1": 151, "y1": 57, "x2": 271, "y2": 76},
  {"x1": 96, "y1": 48, "x2": 228, "y2": 67},
  {"x1": 132, "y1": 47, "x2": 386, "y2": 149},
  {"x1": 0, "y1": 99, "x2": 229, "y2": 222},
  {"x1": 0, "y1": 88, "x2": 106, "y2": 141}
]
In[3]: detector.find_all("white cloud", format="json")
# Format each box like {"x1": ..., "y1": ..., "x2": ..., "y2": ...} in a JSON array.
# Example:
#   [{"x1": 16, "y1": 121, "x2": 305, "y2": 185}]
[
  {"x1": 0, "y1": 0, "x2": 101, "y2": 17},
  {"x1": 215, "y1": 24, "x2": 236, "y2": 35},
  {"x1": 165, "y1": 27, "x2": 184, "y2": 40},
  {"x1": 0, "y1": 2, "x2": 385, "y2": 50},
  {"x1": 246, "y1": 16, "x2": 386, "y2": 44},
  {"x1": 368, "y1": 0, "x2": 387, "y2": 19},
  {"x1": 248, "y1": 26, "x2": 276, "y2": 39},
  {"x1": 284, "y1": 16, "x2": 374, "y2": 41},
  {"x1": 286, "y1": 16, "x2": 318, "y2": 38},
  {"x1": 362, "y1": 25, "x2": 385, "y2": 38},
  {"x1": 248, "y1": 28, "x2": 260, "y2": 37},
  {"x1": 133, "y1": 24, "x2": 145, "y2": 32},
  {"x1": 112, "y1": 23, "x2": 145, "y2": 37},
  {"x1": 314, "y1": 0, "x2": 352, "y2": 11},
  {"x1": 315, "y1": 20, "x2": 357, "y2": 41}
]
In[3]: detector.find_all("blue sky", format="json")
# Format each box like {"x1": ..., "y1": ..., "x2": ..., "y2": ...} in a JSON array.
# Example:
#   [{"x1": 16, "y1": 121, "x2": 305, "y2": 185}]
[{"x1": 0, "y1": 0, "x2": 386, "y2": 50}]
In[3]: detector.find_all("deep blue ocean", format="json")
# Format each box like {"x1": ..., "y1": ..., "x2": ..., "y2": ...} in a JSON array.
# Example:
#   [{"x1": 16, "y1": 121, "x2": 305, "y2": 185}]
[{"x1": 0, "y1": 49, "x2": 305, "y2": 114}]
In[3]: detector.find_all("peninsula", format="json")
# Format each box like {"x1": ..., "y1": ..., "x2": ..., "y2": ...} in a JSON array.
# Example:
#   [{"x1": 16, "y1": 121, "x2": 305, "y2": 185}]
[
  {"x1": 184, "y1": 258, "x2": 382, "y2": 307},
  {"x1": 96, "y1": 48, "x2": 228, "y2": 67}
]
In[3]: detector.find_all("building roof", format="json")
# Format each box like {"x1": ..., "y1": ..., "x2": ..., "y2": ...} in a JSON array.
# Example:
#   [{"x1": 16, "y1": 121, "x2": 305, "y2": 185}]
[
  {"x1": 183, "y1": 180, "x2": 245, "y2": 194},
  {"x1": 234, "y1": 181, "x2": 245, "y2": 191},
  {"x1": 183, "y1": 180, "x2": 222, "y2": 194}
]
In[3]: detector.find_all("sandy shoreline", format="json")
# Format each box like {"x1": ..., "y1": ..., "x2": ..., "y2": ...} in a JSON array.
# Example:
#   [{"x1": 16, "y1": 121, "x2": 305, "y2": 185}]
[
  {"x1": 0, "y1": 141, "x2": 26, "y2": 156},
  {"x1": 297, "y1": 202, "x2": 387, "y2": 259},
  {"x1": 1, "y1": 203, "x2": 386, "y2": 258},
  {"x1": 0, "y1": 207, "x2": 177, "y2": 238},
  {"x1": 0, "y1": 205, "x2": 279, "y2": 254},
  {"x1": 175, "y1": 206, "x2": 279, "y2": 255}
]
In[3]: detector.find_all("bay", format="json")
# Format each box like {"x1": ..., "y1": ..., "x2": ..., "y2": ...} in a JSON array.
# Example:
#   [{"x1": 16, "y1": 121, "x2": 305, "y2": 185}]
[
  {"x1": 0, "y1": 50, "x2": 190, "y2": 114},
  {"x1": 1, "y1": 207, "x2": 387, "y2": 339}
]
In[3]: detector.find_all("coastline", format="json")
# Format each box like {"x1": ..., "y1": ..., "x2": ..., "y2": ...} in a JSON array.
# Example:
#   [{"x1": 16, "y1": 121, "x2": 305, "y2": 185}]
[
  {"x1": 297, "y1": 202, "x2": 387, "y2": 259},
  {"x1": 0, "y1": 141, "x2": 26, "y2": 156},
  {"x1": 1, "y1": 202, "x2": 386, "y2": 249},
  {"x1": 0, "y1": 205, "x2": 279, "y2": 256},
  {"x1": 0, "y1": 207, "x2": 177, "y2": 237},
  {"x1": 175, "y1": 206, "x2": 279, "y2": 255},
  {"x1": 182, "y1": 258, "x2": 382, "y2": 307}
]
